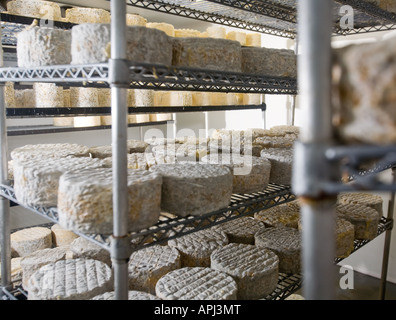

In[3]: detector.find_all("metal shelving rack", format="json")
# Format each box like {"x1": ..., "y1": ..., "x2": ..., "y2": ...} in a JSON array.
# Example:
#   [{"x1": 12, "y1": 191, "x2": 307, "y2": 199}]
[{"x1": 0, "y1": 0, "x2": 395, "y2": 301}]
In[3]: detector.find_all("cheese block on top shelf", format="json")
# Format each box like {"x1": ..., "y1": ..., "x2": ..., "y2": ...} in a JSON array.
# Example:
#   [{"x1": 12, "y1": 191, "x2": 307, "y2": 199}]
[
  {"x1": 13, "y1": 156, "x2": 106, "y2": 207},
  {"x1": 7, "y1": 0, "x2": 62, "y2": 21},
  {"x1": 241, "y1": 47, "x2": 297, "y2": 77},
  {"x1": 128, "y1": 245, "x2": 181, "y2": 294},
  {"x1": 11, "y1": 226, "x2": 52, "y2": 257},
  {"x1": 332, "y1": 36, "x2": 396, "y2": 144},
  {"x1": 17, "y1": 26, "x2": 72, "y2": 67},
  {"x1": 57, "y1": 167, "x2": 162, "y2": 234},
  {"x1": 155, "y1": 267, "x2": 238, "y2": 300},
  {"x1": 65, "y1": 7, "x2": 111, "y2": 24},
  {"x1": 71, "y1": 24, "x2": 172, "y2": 66},
  {"x1": 27, "y1": 258, "x2": 113, "y2": 300},
  {"x1": 172, "y1": 37, "x2": 242, "y2": 73},
  {"x1": 10, "y1": 143, "x2": 91, "y2": 161},
  {"x1": 200, "y1": 154, "x2": 271, "y2": 195},
  {"x1": 149, "y1": 163, "x2": 233, "y2": 217},
  {"x1": 210, "y1": 243, "x2": 279, "y2": 300}
]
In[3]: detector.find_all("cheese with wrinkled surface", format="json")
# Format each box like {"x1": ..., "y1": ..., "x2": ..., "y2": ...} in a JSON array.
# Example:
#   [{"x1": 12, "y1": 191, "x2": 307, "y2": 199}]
[
  {"x1": 155, "y1": 267, "x2": 238, "y2": 300},
  {"x1": 58, "y1": 167, "x2": 162, "y2": 234}
]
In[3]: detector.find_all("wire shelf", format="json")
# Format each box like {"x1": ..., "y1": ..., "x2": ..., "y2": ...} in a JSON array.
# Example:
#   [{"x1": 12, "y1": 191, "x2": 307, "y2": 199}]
[
  {"x1": 0, "y1": 63, "x2": 298, "y2": 94},
  {"x1": 0, "y1": 183, "x2": 296, "y2": 251}
]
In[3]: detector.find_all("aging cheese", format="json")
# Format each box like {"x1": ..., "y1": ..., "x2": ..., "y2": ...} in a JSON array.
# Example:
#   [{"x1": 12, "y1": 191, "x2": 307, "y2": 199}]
[
  {"x1": 10, "y1": 143, "x2": 91, "y2": 161},
  {"x1": 65, "y1": 7, "x2": 111, "y2": 24},
  {"x1": 255, "y1": 227, "x2": 302, "y2": 274},
  {"x1": 201, "y1": 154, "x2": 271, "y2": 194},
  {"x1": 71, "y1": 24, "x2": 172, "y2": 66},
  {"x1": 4, "y1": 82, "x2": 16, "y2": 108},
  {"x1": 68, "y1": 237, "x2": 111, "y2": 267},
  {"x1": 20, "y1": 246, "x2": 69, "y2": 289},
  {"x1": 211, "y1": 243, "x2": 279, "y2": 299},
  {"x1": 58, "y1": 167, "x2": 162, "y2": 234},
  {"x1": 149, "y1": 163, "x2": 233, "y2": 217},
  {"x1": 168, "y1": 228, "x2": 228, "y2": 267},
  {"x1": 34, "y1": 83, "x2": 63, "y2": 108},
  {"x1": 172, "y1": 37, "x2": 242, "y2": 72},
  {"x1": 51, "y1": 224, "x2": 79, "y2": 247},
  {"x1": 332, "y1": 36, "x2": 396, "y2": 144},
  {"x1": 155, "y1": 267, "x2": 238, "y2": 300},
  {"x1": 128, "y1": 245, "x2": 181, "y2": 294},
  {"x1": 254, "y1": 202, "x2": 300, "y2": 229},
  {"x1": 226, "y1": 30, "x2": 247, "y2": 46},
  {"x1": 174, "y1": 28, "x2": 202, "y2": 38},
  {"x1": 337, "y1": 192, "x2": 383, "y2": 218},
  {"x1": 336, "y1": 203, "x2": 380, "y2": 240},
  {"x1": 17, "y1": 26, "x2": 71, "y2": 67},
  {"x1": 14, "y1": 89, "x2": 35, "y2": 108},
  {"x1": 27, "y1": 258, "x2": 113, "y2": 300},
  {"x1": 53, "y1": 89, "x2": 73, "y2": 127},
  {"x1": 11, "y1": 227, "x2": 52, "y2": 257},
  {"x1": 146, "y1": 22, "x2": 175, "y2": 36},
  {"x1": 213, "y1": 217, "x2": 265, "y2": 244},
  {"x1": 205, "y1": 26, "x2": 227, "y2": 39},
  {"x1": 241, "y1": 47, "x2": 297, "y2": 77},
  {"x1": 246, "y1": 33, "x2": 262, "y2": 47},
  {"x1": 126, "y1": 13, "x2": 147, "y2": 26},
  {"x1": 260, "y1": 147, "x2": 293, "y2": 185},
  {"x1": 13, "y1": 156, "x2": 105, "y2": 207},
  {"x1": 7, "y1": 0, "x2": 62, "y2": 21}
]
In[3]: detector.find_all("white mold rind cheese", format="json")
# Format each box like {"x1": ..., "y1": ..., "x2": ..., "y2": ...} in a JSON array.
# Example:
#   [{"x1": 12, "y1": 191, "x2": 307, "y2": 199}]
[
  {"x1": 13, "y1": 156, "x2": 105, "y2": 207},
  {"x1": 7, "y1": 0, "x2": 62, "y2": 21},
  {"x1": 65, "y1": 7, "x2": 111, "y2": 24},
  {"x1": 149, "y1": 163, "x2": 233, "y2": 217},
  {"x1": 27, "y1": 258, "x2": 113, "y2": 300},
  {"x1": 11, "y1": 227, "x2": 52, "y2": 257},
  {"x1": 17, "y1": 27, "x2": 71, "y2": 67},
  {"x1": 255, "y1": 227, "x2": 301, "y2": 274},
  {"x1": 213, "y1": 217, "x2": 265, "y2": 244},
  {"x1": 71, "y1": 24, "x2": 172, "y2": 66},
  {"x1": 260, "y1": 147, "x2": 293, "y2": 185},
  {"x1": 337, "y1": 192, "x2": 383, "y2": 217},
  {"x1": 69, "y1": 237, "x2": 111, "y2": 267},
  {"x1": 10, "y1": 143, "x2": 91, "y2": 162},
  {"x1": 51, "y1": 224, "x2": 79, "y2": 247},
  {"x1": 167, "y1": 228, "x2": 228, "y2": 267},
  {"x1": 172, "y1": 37, "x2": 242, "y2": 72},
  {"x1": 200, "y1": 154, "x2": 271, "y2": 194},
  {"x1": 128, "y1": 245, "x2": 181, "y2": 294},
  {"x1": 210, "y1": 243, "x2": 279, "y2": 300},
  {"x1": 254, "y1": 202, "x2": 300, "y2": 229},
  {"x1": 57, "y1": 167, "x2": 162, "y2": 234},
  {"x1": 155, "y1": 267, "x2": 238, "y2": 300}
]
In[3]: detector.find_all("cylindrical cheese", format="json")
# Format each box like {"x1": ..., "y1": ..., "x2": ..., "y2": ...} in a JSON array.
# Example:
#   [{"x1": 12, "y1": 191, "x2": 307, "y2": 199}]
[
  {"x1": 126, "y1": 13, "x2": 147, "y2": 26},
  {"x1": 11, "y1": 227, "x2": 52, "y2": 257},
  {"x1": 65, "y1": 7, "x2": 111, "y2": 24},
  {"x1": 17, "y1": 27, "x2": 72, "y2": 67},
  {"x1": 7, "y1": 0, "x2": 62, "y2": 21},
  {"x1": 58, "y1": 168, "x2": 162, "y2": 234},
  {"x1": 146, "y1": 22, "x2": 175, "y2": 37},
  {"x1": 226, "y1": 30, "x2": 247, "y2": 46},
  {"x1": 34, "y1": 83, "x2": 64, "y2": 108}
]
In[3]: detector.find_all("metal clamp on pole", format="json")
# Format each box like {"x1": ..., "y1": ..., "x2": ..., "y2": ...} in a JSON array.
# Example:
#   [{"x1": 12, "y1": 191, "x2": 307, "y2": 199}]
[{"x1": 108, "y1": 58, "x2": 130, "y2": 88}]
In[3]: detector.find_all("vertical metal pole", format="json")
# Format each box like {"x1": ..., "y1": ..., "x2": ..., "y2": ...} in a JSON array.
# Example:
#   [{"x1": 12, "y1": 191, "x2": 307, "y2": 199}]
[
  {"x1": 296, "y1": 0, "x2": 336, "y2": 300},
  {"x1": 379, "y1": 167, "x2": 396, "y2": 300},
  {"x1": 0, "y1": 84, "x2": 11, "y2": 298},
  {"x1": 291, "y1": 37, "x2": 299, "y2": 126},
  {"x1": 110, "y1": 0, "x2": 129, "y2": 301}
]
